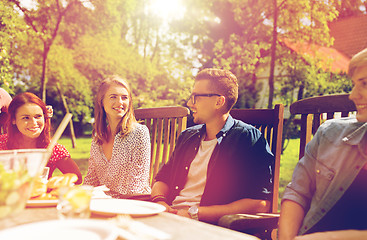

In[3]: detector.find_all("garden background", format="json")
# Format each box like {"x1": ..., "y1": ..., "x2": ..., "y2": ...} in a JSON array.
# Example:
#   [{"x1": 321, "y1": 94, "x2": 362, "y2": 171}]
[{"x1": 2, "y1": 0, "x2": 367, "y2": 206}]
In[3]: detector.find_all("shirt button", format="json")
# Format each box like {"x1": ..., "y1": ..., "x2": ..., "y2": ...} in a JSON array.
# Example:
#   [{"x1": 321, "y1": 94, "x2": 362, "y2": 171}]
[
  {"x1": 175, "y1": 186, "x2": 179, "y2": 189},
  {"x1": 223, "y1": 133, "x2": 226, "y2": 137},
  {"x1": 185, "y1": 167, "x2": 188, "y2": 170},
  {"x1": 194, "y1": 147, "x2": 197, "y2": 151},
  {"x1": 316, "y1": 169, "x2": 320, "y2": 174}
]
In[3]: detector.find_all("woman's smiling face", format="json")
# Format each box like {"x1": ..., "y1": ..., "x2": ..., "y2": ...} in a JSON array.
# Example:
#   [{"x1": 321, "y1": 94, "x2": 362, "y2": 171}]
[
  {"x1": 102, "y1": 83, "x2": 130, "y2": 122},
  {"x1": 349, "y1": 65, "x2": 367, "y2": 122},
  {"x1": 13, "y1": 103, "x2": 45, "y2": 139}
]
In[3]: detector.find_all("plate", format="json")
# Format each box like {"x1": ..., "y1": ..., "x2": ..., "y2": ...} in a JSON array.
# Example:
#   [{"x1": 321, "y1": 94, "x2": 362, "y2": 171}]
[
  {"x1": 90, "y1": 199, "x2": 166, "y2": 217},
  {"x1": 26, "y1": 199, "x2": 58, "y2": 207},
  {"x1": 0, "y1": 219, "x2": 119, "y2": 240}
]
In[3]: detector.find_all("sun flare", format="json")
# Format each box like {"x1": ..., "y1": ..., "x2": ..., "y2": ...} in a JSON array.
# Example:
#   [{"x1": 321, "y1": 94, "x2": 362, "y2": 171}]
[{"x1": 147, "y1": 0, "x2": 185, "y2": 21}]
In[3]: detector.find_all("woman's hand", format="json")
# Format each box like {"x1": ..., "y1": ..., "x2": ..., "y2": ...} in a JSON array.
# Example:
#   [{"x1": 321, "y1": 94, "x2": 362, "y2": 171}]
[{"x1": 46, "y1": 105, "x2": 53, "y2": 118}]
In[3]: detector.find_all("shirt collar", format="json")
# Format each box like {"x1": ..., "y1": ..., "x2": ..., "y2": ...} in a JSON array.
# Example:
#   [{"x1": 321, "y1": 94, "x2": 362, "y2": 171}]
[
  {"x1": 216, "y1": 115, "x2": 234, "y2": 138},
  {"x1": 342, "y1": 122, "x2": 367, "y2": 145},
  {"x1": 197, "y1": 115, "x2": 235, "y2": 144}
]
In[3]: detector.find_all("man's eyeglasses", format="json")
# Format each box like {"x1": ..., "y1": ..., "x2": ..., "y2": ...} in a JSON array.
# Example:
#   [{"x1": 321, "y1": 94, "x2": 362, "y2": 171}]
[{"x1": 188, "y1": 93, "x2": 222, "y2": 104}]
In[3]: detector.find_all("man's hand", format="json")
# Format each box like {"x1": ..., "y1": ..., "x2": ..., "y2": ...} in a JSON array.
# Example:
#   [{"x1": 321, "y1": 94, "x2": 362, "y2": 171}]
[
  {"x1": 176, "y1": 208, "x2": 190, "y2": 218},
  {"x1": 156, "y1": 201, "x2": 178, "y2": 214}
]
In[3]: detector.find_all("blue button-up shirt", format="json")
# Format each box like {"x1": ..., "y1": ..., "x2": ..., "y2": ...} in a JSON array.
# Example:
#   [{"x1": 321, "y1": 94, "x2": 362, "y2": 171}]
[
  {"x1": 282, "y1": 117, "x2": 367, "y2": 235},
  {"x1": 155, "y1": 115, "x2": 274, "y2": 208}
]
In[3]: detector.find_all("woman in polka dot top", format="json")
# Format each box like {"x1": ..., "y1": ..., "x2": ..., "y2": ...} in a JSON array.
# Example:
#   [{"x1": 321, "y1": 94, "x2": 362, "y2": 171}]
[
  {"x1": 84, "y1": 76, "x2": 151, "y2": 197},
  {"x1": 0, "y1": 92, "x2": 82, "y2": 184}
]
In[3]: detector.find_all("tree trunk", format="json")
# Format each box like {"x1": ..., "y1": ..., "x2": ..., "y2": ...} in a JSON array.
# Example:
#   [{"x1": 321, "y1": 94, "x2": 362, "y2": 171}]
[
  {"x1": 56, "y1": 82, "x2": 77, "y2": 148},
  {"x1": 268, "y1": 0, "x2": 278, "y2": 109},
  {"x1": 41, "y1": 42, "x2": 50, "y2": 102}
]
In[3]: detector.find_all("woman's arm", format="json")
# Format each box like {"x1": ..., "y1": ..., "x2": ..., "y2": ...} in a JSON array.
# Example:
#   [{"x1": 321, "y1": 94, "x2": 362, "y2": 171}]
[
  {"x1": 125, "y1": 125, "x2": 151, "y2": 193},
  {"x1": 278, "y1": 200, "x2": 305, "y2": 240},
  {"x1": 83, "y1": 158, "x2": 100, "y2": 187},
  {"x1": 56, "y1": 156, "x2": 83, "y2": 184}
]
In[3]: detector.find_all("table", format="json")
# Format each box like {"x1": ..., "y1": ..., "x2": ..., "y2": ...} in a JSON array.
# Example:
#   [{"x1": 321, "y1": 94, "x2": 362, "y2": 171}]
[{"x1": 0, "y1": 207, "x2": 259, "y2": 240}]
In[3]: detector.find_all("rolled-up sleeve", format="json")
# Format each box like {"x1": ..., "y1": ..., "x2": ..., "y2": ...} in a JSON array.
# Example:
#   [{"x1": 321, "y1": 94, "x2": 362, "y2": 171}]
[{"x1": 282, "y1": 128, "x2": 321, "y2": 210}]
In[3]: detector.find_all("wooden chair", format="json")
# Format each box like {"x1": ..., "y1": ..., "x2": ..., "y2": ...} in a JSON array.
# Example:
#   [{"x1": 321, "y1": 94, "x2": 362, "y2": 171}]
[
  {"x1": 290, "y1": 94, "x2": 356, "y2": 159},
  {"x1": 218, "y1": 104, "x2": 284, "y2": 240},
  {"x1": 134, "y1": 106, "x2": 190, "y2": 185}
]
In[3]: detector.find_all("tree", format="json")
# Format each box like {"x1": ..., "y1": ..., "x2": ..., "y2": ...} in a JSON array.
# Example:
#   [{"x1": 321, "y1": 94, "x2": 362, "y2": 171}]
[
  {"x1": 0, "y1": 1, "x2": 29, "y2": 93},
  {"x1": 334, "y1": 0, "x2": 367, "y2": 18},
  {"x1": 8, "y1": 0, "x2": 81, "y2": 102},
  {"x1": 261, "y1": 0, "x2": 337, "y2": 107},
  {"x1": 167, "y1": 0, "x2": 338, "y2": 108}
]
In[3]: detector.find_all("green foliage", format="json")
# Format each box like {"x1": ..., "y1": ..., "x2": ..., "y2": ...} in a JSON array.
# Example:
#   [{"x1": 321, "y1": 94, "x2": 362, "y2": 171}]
[
  {"x1": 1, "y1": 0, "x2": 361, "y2": 134},
  {"x1": 276, "y1": 49, "x2": 352, "y2": 106},
  {"x1": 334, "y1": 0, "x2": 367, "y2": 18},
  {"x1": 0, "y1": 1, "x2": 30, "y2": 93}
]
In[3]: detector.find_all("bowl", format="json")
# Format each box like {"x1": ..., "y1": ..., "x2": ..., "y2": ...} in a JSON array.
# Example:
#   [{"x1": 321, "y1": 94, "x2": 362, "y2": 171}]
[{"x1": 0, "y1": 149, "x2": 50, "y2": 219}]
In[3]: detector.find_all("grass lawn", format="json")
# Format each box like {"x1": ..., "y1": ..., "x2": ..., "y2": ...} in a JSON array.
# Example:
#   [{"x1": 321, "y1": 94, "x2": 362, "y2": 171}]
[
  {"x1": 279, "y1": 138, "x2": 300, "y2": 206},
  {"x1": 54, "y1": 137, "x2": 92, "y2": 177},
  {"x1": 55, "y1": 136, "x2": 301, "y2": 207}
]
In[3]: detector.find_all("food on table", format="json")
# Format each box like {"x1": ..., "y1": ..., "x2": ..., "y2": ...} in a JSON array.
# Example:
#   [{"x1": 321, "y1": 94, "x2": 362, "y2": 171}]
[
  {"x1": 47, "y1": 173, "x2": 79, "y2": 190},
  {"x1": 30, "y1": 178, "x2": 47, "y2": 198},
  {"x1": 30, "y1": 173, "x2": 78, "y2": 200}
]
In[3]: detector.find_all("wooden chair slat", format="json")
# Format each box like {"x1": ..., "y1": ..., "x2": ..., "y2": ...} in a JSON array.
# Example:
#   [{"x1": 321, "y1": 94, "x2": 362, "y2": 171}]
[
  {"x1": 290, "y1": 94, "x2": 356, "y2": 159},
  {"x1": 150, "y1": 118, "x2": 158, "y2": 178},
  {"x1": 135, "y1": 106, "x2": 190, "y2": 186},
  {"x1": 326, "y1": 112, "x2": 334, "y2": 120},
  {"x1": 153, "y1": 118, "x2": 164, "y2": 183},
  {"x1": 169, "y1": 118, "x2": 177, "y2": 159},
  {"x1": 230, "y1": 104, "x2": 284, "y2": 213},
  {"x1": 341, "y1": 111, "x2": 350, "y2": 117},
  {"x1": 219, "y1": 104, "x2": 284, "y2": 239},
  {"x1": 162, "y1": 118, "x2": 171, "y2": 165}
]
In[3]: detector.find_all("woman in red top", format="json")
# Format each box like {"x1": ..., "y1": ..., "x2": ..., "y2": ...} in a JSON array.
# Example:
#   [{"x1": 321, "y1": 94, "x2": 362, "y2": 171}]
[{"x1": 0, "y1": 92, "x2": 82, "y2": 184}]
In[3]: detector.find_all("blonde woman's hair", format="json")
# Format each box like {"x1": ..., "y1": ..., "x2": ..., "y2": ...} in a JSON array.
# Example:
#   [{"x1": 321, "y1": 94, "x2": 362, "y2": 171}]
[
  {"x1": 348, "y1": 48, "x2": 367, "y2": 78},
  {"x1": 93, "y1": 75, "x2": 137, "y2": 145}
]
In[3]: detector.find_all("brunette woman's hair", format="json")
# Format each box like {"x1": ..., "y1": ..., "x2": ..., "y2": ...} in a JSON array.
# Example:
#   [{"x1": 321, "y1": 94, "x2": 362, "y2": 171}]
[
  {"x1": 93, "y1": 75, "x2": 137, "y2": 145},
  {"x1": 6, "y1": 92, "x2": 51, "y2": 149}
]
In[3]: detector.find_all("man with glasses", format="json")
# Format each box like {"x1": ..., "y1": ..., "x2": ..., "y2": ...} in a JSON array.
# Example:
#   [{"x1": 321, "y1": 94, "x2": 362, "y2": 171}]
[{"x1": 151, "y1": 68, "x2": 274, "y2": 224}]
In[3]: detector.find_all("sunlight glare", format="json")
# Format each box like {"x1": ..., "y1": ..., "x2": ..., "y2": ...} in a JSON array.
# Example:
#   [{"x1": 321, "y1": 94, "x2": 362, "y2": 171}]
[{"x1": 147, "y1": 0, "x2": 185, "y2": 21}]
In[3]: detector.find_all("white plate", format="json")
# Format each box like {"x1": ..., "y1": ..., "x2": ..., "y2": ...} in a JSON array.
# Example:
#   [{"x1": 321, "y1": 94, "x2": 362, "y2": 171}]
[
  {"x1": 0, "y1": 219, "x2": 119, "y2": 240},
  {"x1": 26, "y1": 199, "x2": 58, "y2": 207},
  {"x1": 90, "y1": 199, "x2": 166, "y2": 217}
]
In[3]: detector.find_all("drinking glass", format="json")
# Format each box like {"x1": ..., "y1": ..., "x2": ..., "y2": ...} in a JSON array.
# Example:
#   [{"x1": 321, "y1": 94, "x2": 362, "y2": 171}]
[
  {"x1": 57, "y1": 185, "x2": 93, "y2": 219},
  {"x1": 0, "y1": 149, "x2": 50, "y2": 219}
]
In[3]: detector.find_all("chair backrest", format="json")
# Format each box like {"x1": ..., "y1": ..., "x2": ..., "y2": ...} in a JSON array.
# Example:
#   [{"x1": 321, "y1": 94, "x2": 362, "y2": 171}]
[
  {"x1": 290, "y1": 94, "x2": 356, "y2": 160},
  {"x1": 135, "y1": 106, "x2": 190, "y2": 185},
  {"x1": 230, "y1": 104, "x2": 284, "y2": 213}
]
